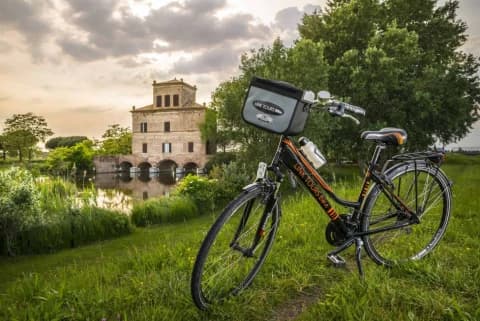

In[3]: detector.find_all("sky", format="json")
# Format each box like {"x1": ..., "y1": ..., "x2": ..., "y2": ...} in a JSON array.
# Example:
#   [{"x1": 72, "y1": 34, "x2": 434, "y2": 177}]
[{"x1": 0, "y1": 0, "x2": 479, "y2": 148}]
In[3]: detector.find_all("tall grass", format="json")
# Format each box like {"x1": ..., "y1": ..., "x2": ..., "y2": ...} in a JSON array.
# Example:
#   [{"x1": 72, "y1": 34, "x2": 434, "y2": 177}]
[
  {"x1": 1, "y1": 177, "x2": 133, "y2": 255},
  {"x1": 0, "y1": 164, "x2": 478, "y2": 320},
  {"x1": 131, "y1": 196, "x2": 198, "y2": 226}
]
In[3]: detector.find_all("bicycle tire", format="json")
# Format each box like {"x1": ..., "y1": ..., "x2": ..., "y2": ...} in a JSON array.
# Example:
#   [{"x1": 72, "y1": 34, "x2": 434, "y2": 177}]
[
  {"x1": 361, "y1": 161, "x2": 452, "y2": 266},
  {"x1": 191, "y1": 184, "x2": 280, "y2": 310}
]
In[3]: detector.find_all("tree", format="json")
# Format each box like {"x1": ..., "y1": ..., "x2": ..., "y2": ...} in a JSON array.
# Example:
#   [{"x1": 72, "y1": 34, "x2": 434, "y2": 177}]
[
  {"x1": 45, "y1": 136, "x2": 88, "y2": 149},
  {"x1": 98, "y1": 124, "x2": 132, "y2": 155},
  {"x1": 299, "y1": 0, "x2": 480, "y2": 155},
  {"x1": 2, "y1": 130, "x2": 37, "y2": 162},
  {"x1": 199, "y1": 108, "x2": 225, "y2": 153},
  {"x1": 46, "y1": 140, "x2": 95, "y2": 173},
  {"x1": 0, "y1": 135, "x2": 6, "y2": 160},
  {"x1": 2, "y1": 113, "x2": 53, "y2": 161}
]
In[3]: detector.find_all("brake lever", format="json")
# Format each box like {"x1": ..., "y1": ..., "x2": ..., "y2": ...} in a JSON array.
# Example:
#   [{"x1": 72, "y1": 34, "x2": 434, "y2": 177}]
[{"x1": 343, "y1": 113, "x2": 360, "y2": 125}]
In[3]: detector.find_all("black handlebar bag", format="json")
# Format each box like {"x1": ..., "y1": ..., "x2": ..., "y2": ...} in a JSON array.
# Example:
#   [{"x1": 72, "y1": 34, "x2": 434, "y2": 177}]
[{"x1": 242, "y1": 77, "x2": 313, "y2": 136}]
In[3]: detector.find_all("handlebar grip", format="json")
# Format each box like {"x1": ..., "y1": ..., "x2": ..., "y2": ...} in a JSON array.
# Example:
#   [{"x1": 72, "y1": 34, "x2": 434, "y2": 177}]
[
  {"x1": 342, "y1": 103, "x2": 365, "y2": 116},
  {"x1": 342, "y1": 102, "x2": 366, "y2": 116}
]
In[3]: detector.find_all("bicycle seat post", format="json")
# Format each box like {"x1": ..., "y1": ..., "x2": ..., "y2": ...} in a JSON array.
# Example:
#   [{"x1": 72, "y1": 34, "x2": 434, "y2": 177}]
[{"x1": 369, "y1": 143, "x2": 386, "y2": 170}]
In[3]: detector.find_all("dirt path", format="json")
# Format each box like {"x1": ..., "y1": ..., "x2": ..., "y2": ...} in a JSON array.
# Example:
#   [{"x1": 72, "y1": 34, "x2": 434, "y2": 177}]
[{"x1": 271, "y1": 287, "x2": 323, "y2": 321}]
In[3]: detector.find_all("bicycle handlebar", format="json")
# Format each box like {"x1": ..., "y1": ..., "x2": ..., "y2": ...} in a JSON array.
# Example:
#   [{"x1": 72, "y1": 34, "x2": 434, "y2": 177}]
[
  {"x1": 341, "y1": 102, "x2": 366, "y2": 116},
  {"x1": 312, "y1": 98, "x2": 366, "y2": 125}
]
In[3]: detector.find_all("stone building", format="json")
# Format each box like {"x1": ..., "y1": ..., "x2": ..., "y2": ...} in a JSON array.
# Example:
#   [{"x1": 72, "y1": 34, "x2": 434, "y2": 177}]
[
  {"x1": 129, "y1": 78, "x2": 211, "y2": 172},
  {"x1": 93, "y1": 79, "x2": 212, "y2": 173}
]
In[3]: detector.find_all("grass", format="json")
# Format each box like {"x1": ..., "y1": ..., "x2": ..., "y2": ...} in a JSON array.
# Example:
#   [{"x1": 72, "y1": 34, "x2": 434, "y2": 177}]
[{"x1": 0, "y1": 163, "x2": 478, "y2": 320}]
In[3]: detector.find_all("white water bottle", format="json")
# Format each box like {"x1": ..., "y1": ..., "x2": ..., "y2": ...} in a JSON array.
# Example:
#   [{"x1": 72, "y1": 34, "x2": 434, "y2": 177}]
[{"x1": 298, "y1": 137, "x2": 327, "y2": 169}]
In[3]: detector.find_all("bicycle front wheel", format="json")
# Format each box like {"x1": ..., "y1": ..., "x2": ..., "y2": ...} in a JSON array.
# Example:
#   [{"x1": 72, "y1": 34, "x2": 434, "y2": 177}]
[
  {"x1": 362, "y1": 162, "x2": 452, "y2": 266},
  {"x1": 191, "y1": 185, "x2": 280, "y2": 310}
]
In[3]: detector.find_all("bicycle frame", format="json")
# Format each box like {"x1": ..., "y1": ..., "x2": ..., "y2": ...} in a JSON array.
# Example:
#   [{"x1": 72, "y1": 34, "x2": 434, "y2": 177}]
[{"x1": 269, "y1": 136, "x2": 419, "y2": 237}]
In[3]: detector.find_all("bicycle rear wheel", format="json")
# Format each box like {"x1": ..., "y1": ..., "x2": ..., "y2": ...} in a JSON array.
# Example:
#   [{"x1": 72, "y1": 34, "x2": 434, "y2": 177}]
[
  {"x1": 191, "y1": 184, "x2": 280, "y2": 310},
  {"x1": 362, "y1": 162, "x2": 452, "y2": 266}
]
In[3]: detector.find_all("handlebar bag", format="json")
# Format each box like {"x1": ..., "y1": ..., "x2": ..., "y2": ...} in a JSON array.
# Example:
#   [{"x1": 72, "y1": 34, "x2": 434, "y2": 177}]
[{"x1": 242, "y1": 76, "x2": 313, "y2": 136}]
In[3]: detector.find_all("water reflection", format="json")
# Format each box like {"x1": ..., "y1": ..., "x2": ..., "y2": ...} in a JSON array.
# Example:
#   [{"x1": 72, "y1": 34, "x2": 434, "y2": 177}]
[{"x1": 91, "y1": 171, "x2": 179, "y2": 201}]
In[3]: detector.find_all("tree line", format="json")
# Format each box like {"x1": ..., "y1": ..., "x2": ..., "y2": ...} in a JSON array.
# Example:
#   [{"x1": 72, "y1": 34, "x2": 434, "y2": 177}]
[
  {"x1": 0, "y1": 113, "x2": 131, "y2": 171},
  {"x1": 204, "y1": 0, "x2": 480, "y2": 166}
]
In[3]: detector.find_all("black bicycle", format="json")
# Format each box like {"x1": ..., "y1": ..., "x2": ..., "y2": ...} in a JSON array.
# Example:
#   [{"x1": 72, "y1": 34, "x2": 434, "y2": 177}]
[{"x1": 191, "y1": 77, "x2": 452, "y2": 310}]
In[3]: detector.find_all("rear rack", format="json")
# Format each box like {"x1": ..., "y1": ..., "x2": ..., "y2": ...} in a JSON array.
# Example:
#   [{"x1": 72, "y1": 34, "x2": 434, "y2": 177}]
[{"x1": 391, "y1": 151, "x2": 445, "y2": 164}]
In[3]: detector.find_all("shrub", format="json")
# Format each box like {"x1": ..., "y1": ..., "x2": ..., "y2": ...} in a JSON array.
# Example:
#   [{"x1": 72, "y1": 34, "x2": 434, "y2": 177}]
[
  {"x1": 175, "y1": 175, "x2": 217, "y2": 211},
  {"x1": 204, "y1": 152, "x2": 237, "y2": 173},
  {"x1": 209, "y1": 161, "x2": 252, "y2": 206},
  {"x1": 0, "y1": 168, "x2": 43, "y2": 255},
  {"x1": 131, "y1": 197, "x2": 198, "y2": 227}
]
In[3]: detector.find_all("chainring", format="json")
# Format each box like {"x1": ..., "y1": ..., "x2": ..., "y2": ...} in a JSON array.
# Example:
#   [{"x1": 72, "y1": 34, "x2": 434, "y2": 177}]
[{"x1": 325, "y1": 214, "x2": 357, "y2": 246}]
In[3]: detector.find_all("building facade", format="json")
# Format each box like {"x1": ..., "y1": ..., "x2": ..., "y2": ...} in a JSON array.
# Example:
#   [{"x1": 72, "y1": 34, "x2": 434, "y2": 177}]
[
  {"x1": 93, "y1": 79, "x2": 211, "y2": 173},
  {"x1": 130, "y1": 78, "x2": 210, "y2": 171}
]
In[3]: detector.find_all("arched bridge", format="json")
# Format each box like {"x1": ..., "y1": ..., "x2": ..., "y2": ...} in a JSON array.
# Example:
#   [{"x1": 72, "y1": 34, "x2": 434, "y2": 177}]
[{"x1": 93, "y1": 154, "x2": 207, "y2": 174}]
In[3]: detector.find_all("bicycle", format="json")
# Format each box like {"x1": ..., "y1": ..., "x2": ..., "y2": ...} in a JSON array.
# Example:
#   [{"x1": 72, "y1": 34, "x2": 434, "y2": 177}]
[{"x1": 191, "y1": 77, "x2": 452, "y2": 310}]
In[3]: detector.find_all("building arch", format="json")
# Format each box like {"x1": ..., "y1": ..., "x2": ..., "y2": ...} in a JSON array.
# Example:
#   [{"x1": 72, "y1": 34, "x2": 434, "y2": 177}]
[
  {"x1": 157, "y1": 159, "x2": 177, "y2": 185},
  {"x1": 184, "y1": 162, "x2": 198, "y2": 175},
  {"x1": 136, "y1": 162, "x2": 152, "y2": 182},
  {"x1": 119, "y1": 161, "x2": 133, "y2": 172},
  {"x1": 137, "y1": 162, "x2": 152, "y2": 171},
  {"x1": 157, "y1": 159, "x2": 178, "y2": 172}
]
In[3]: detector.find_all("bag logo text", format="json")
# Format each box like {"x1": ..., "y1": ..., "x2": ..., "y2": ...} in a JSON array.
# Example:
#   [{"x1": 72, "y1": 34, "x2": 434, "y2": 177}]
[{"x1": 253, "y1": 100, "x2": 284, "y2": 115}]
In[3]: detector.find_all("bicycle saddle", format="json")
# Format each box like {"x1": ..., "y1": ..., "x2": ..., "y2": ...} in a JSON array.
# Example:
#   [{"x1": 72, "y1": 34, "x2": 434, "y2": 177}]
[{"x1": 360, "y1": 128, "x2": 407, "y2": 146}]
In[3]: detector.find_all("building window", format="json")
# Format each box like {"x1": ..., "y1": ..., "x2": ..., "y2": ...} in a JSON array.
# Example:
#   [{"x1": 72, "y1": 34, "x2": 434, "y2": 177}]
[
  {"x1": 165, "y1": 95, "x2": 171, "y2": 107},
  {"x1": 164, "y1": 121, "x2": 170, "y2": 132},
  {"x1": 188, "y1": 142, "x2": 194, "y2": 153},
  {"x1": 156, "y1": 95, "x2": 162, "y2": 107},
  {"x1": 140, "y1": 122, "x2": 147, "y2": 133},
  {"x1": 162, "y1": 142, "x2": 172, "y2": 153},
  {"x1": 173, "y1": 94, "x2": 179, "y2": 106},
  {"x1": 142, "y1": 143, "x2": 148, "y2": 153}
]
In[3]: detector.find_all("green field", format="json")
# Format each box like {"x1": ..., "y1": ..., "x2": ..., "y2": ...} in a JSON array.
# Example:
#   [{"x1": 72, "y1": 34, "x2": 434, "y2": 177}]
[{"x1": 0, "y1": 162, "x2": 479, "y2": 321}]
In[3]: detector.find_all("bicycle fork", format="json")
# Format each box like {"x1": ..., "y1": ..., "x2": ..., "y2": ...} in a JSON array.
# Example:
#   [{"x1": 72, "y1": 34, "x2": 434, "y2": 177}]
[{"x1": 230, "y1": 196, "x2": 278, "y2": 258}]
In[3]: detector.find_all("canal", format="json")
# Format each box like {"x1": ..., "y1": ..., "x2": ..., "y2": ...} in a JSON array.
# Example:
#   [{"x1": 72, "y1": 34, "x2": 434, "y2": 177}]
[{"x1": 73, "y1": 171, "x2": 186, "y2": 213}]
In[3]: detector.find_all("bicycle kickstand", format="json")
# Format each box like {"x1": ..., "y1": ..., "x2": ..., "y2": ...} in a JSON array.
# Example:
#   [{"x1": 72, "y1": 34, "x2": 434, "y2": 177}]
[{"x1": 354, "y1": 237, "x2": 365, "y2": 279}]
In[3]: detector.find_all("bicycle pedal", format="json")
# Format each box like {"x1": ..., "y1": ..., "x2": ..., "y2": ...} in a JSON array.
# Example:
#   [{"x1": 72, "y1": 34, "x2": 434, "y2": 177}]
[{"x1": 327, "y1": 254, "x2": 346, "y2": 267}]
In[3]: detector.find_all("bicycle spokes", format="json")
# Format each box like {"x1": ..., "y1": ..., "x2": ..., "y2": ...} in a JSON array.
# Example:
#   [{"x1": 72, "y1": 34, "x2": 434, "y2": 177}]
[
  {"x1": 199, "y1": 194, "x2": 278, "y2": 304},
  {"x1": 363, "y1": 166, "x2": 451, "y2": 265}
]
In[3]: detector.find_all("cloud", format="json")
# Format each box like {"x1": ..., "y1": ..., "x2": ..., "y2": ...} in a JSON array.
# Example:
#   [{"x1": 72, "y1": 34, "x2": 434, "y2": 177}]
[
  {"x1": 0, "y1": 1, "x2": 51, "y2": 60},
  {"x1": 0, "y1": 40, "x2": 12, "y2": 54},
  {"x1": 57, "y1": 38, "x2": 104, "y2": 62},
  {"x1": 172, "y1": 46, "x2": 241, "y2": 74},
  {"x1": 69, "y1": 105, "x2": 113, "y2": 113},
  {"x1": 463, "y1": 35, "x2": 480, "y2": 56},
  {"x1": 272, "y1": 4, "x2": 322, "y2": 45},
  {"x1": 57, "y1": 0, "x2": 271, "y2": 61}
]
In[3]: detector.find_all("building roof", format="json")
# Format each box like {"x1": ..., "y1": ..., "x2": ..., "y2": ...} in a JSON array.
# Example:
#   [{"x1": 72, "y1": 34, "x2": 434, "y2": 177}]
[
  {"x1": 152, "y1": 78, "x2": 196, "y2": 90},
  {"x1": 131, "y1": 102, "x2": 206, "y2": 113}
]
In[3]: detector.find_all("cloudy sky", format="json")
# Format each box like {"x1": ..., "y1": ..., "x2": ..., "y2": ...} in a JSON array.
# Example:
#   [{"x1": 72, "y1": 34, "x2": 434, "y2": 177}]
[{"x1": 0, "y1": 0, "x2": 479, "y2": 147}]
